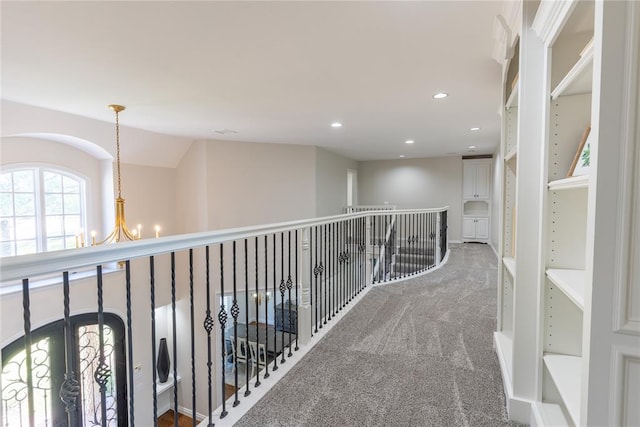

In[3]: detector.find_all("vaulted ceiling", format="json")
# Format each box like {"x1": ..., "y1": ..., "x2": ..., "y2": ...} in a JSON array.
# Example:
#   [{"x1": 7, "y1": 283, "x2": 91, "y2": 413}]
[{"x1": 1, "y1": 1, "x2": 503, "y2": 161}]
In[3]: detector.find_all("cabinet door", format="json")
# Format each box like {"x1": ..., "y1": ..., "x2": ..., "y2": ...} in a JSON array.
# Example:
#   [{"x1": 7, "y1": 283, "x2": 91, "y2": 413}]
[
  {"x1": 463, "y1": 164, "x2": 477, "y2": 199},
  {"x1": 475, "y1": 217, "x2": 489, "y2": 239},
  {"x1": 462, "y1": 217, "x2": 476, "y2": 239},
  {"x1": 475, "y1": 163, "x2": 491, "y2": 199}
]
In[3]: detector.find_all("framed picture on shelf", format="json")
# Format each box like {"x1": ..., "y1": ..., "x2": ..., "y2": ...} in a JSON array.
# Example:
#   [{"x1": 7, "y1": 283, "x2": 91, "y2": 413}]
[{"x1": 567, "y1": 125, "x2": 591, "y2": 177}]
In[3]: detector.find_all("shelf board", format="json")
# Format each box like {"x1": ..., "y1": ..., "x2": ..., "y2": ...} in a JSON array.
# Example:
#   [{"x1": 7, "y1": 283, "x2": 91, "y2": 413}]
[
  {"x1": 546, "y1": 269, "x2": 586, "y2": 310},
  {"x1": 543, "y1": 354, "x2": 581, "y2": 426},
  {"x1": 551, "y1": 39, "x2": 594, "y2": 99},
  {"x1": 532, "y1": 401, "x2": 570, "y2": 427},
  {"x1": 503, "y1": 257, "x2": 516, "y2": 277},
  {"x1": 506, "y1": 84, "x2": 519, "y2": 109},
  {"x1": 504, "y1": 146, "x2": 517, "y2": 162},
  {"x1": 156, "y1": 375, "x2": 181, "y2": 395},
  {"x1": 548, "y1": 175, "x2": 589, "y2": 191}
]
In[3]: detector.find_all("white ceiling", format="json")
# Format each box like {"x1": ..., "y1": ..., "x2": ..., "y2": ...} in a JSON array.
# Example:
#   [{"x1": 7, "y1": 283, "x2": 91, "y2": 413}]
[{"x1": 1, "y1": 1, "x2": 503, "y2": 162}]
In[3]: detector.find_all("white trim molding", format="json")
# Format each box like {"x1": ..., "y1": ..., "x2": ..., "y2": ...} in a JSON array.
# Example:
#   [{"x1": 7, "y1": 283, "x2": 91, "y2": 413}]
[
  {"x1": 610, "y1": 345, "x2": 640, "y2": 427},
  {"x1": 614, "y1": 0, "x2": 640, "y2": 335},
  {"x1": 531, "y1": 0, "x2": 579, "y2": 46}
]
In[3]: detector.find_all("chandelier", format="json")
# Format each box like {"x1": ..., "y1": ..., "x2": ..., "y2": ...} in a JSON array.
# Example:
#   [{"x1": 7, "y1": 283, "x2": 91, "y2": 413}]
[{"x1": 95, "y1": 104, "x2": 138, "y2": 245}]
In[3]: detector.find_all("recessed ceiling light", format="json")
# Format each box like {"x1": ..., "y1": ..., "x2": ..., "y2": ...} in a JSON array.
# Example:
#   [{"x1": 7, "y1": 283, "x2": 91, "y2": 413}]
[
  {"x1": 469, "y1": 145, "x2": 476, "y2": 150},
  {"x1": 405, "y1": 140, "x2": 414, "y2": 144},
  {"x1": 331, "y1": 122, "x2": 342, "y2": 128},
  {"x1": 399, "y1": 155, "x2": 406, "y2": 158},
  {"x1": 433, "y1": 92, "x2": 448, "y2": 99},
  {"x1": 470, "y1": 127, "x2": 481, "y2": 131}
]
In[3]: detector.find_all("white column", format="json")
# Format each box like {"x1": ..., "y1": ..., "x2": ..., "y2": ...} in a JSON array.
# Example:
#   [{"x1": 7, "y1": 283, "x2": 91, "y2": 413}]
[
  {"x1": 297, "y1": 227, "x2": 312, "y2": 345},
  {"x1": 365, "y1": 215, "x2": 373, "y2": 284}
]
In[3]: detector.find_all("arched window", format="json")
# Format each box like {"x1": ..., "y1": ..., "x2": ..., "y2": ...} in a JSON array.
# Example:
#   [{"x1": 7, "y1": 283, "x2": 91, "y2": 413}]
[
  {"x1": 0, "y1": 167, "x2": 86, "y2": 256},
  {"x1": 1, "y1": 313, "x2": 127, "y2": 426}
]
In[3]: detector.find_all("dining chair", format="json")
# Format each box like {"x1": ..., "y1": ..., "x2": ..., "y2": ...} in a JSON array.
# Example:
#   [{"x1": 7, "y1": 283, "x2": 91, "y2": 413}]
[
  {"x1": 233, "y1": 338, "x2": 250, "y2": 374},
  {"x1": 248, "y1": 341, "x2": 267, "y2": 378}
]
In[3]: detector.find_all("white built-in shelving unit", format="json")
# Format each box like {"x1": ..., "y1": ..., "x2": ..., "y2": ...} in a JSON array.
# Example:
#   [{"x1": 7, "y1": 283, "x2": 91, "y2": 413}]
[
  {"x1": 494, "y1": 1, "x2": 640, "y2": 426},
  {"x1": 462, "y1": 158, "x2": 491, "y2": 243}
]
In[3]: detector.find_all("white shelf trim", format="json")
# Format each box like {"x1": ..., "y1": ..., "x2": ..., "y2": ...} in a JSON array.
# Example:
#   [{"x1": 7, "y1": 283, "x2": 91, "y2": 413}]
[
  {"x1": 546, "y1": 268, "x2": 586, "y2": 310},
  {"x1": 543, "y1": 354, "x2": 581, "y2": 426},
  {"x1": 495, "y1": 331, "x2": 513, "y2": 385},
  {"x1": 506, "y1": 84, "x2": 519, "y2": 109},
  {"x1": 548, "y1": 175, "x2": 589, "y2": 191},
  {"x1": 504, "y1": 146, "x2": 517, "y2": 162},
  {"x1": 503, "y1": 257, "x2": 516, "y2": 277},
  {"x1": 551, "y1": 40, "x2": 594, "y2": 99},
  {"x1": 157, "y1": 375, "x2": 181, "y2": 395}
]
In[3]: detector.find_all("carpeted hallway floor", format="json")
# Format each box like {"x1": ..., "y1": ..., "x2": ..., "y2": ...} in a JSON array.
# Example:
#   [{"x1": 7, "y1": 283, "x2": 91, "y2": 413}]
[{"x1": 235, "y1": 244, "x2": 524, "y2": 427}]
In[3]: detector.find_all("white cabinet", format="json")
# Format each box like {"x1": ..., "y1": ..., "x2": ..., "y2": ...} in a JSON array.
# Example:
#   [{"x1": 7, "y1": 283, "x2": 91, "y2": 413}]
[
  {"x1": 463, "y1": 217, "x2": 488, "y2": 241},
  {"x1": 463, "y1": 159, "x2": 491, "y2": 199}
]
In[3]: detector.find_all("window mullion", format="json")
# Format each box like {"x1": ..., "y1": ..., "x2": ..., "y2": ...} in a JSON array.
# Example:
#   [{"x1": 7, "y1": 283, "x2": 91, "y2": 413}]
[{"x1": 36, "y1": 168, "x2": 46, "y2": 252}]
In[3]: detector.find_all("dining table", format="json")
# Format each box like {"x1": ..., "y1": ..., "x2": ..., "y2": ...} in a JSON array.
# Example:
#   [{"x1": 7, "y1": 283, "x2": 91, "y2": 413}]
[{"x1": 225, "y1": 323, "x2": 296, "y2": 356}]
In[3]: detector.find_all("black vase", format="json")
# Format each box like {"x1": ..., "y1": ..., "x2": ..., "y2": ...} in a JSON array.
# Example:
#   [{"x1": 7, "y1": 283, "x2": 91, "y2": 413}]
[{"x1": 157, "y1": 338, "x2": 170, "y2": 383}]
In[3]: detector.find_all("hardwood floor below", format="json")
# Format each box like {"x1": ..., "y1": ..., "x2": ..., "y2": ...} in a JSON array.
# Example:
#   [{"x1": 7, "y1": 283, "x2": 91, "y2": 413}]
[{"x1": 158, "y1": 410, "x2": 193, "y2": 427}]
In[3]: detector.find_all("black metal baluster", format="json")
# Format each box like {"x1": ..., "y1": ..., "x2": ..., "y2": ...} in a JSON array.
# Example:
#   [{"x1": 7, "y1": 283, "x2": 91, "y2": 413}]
[
  {"x1": 203, "y1": 247, "x2": 215, "y2": 426},
  {"x1": 124, "y1": 262, "x2": 135, "y2": 427},
  {"x1": 95, "y1": 265, "x2": 110, "y2": 427},
  {"x1": 189, "y1": 250, "x2": 197, "y2": 426},
  {"x1": 279, "y1": 233, "x2": 286, "y2": 364},
  {"x1": 373, "y1": 215, "x2": 377, "y2": 283},
  {"x1": 243, "y1": 239, "x2": 251, "y2": 396},
  {"x1": 171, "y1": 253, "x2": 178, "y2": 426},
  {"x1": 254, "y1": 237, "x2": 261, "y2": 387},
  {"x1": 21, "y1": 278, "x2": 35, "y2": 427},
  {"x1": 333, "y1": 222, "x2": 337, "y2": 316},
  {"x1": 231, "y1": 242, "x2": 240, "y2": 406},
  {"x1": 328, "y1": 223, "x2": 332, "y2": 321},
  {"x1": 313, "y1": 226, "x2": 319, "y2": 333},
  {"x1": 287, "y1": 231, "x2": 293, "y2": 357},
  {"x1": 323, "y1": 223, "x2": 327, "y2": 325},
  {"x1": 338, "y1": 221, "x2": 343, "y2": 310},
  {"x1": 295, "y1": 229, "x2": 299, "y2": 351},
  {"x1": 272, "y1": 234, "x2": 278, "y2": 372},
  {"x1": 150, "y1": 257, "x2": 159, "y2": 425},
  {"x1": 263, "y1": 236, "x2": 270, "y2": 379},
  {"x1": 218, "y1": 244, "x2": 228, "y2": 418},
  {"x1": 60, "y1": 272, "x2": 80, "y2": 426},
  {"x1": 309, "y1": 228, "x2": 313, "y2": 337}
]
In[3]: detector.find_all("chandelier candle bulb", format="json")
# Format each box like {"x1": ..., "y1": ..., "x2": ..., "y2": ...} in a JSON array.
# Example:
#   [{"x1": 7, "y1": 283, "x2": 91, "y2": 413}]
[
  {"x1": 91, "y1": 231, "x2": 96, "y2": 246},
  {"x1": 137, "y1": 224, "x2": 142, "y2": 239},
  {"x1": 154, "y1": 225, "x2": 160, "y2": 238}
]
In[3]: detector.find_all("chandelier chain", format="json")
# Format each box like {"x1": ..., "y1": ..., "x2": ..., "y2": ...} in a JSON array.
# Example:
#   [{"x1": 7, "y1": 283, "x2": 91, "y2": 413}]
[{"x1": 115, "y1": 109, "x2": 122, "y2": 199}]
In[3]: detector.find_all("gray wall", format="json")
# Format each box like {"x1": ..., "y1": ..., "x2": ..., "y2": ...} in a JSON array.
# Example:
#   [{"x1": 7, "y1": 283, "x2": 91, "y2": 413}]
[
  {"x1": 358, "y1": 156, "x2": 463, "y2": 241},
  {"x1": 315, "y1": 147, "x2": 359, "y2": 217}
]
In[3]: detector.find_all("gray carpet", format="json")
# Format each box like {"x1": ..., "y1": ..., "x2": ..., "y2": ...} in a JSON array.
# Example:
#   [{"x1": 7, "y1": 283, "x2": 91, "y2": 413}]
[{"x1": 235, "y1": 244, "x2": 524, "y2": 427}]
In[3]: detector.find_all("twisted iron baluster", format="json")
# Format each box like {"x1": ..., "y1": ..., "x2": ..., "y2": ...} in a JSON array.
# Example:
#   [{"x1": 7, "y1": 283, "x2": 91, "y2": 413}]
[
  {"x1": 22, "y1": 278, "x2": 35, "y2": 427},
  {"x1": 243, "y1": 239, "x2": 251, "y2": 396},
  {"x1": 263, "y1": 236, "x2": 269, "y2": 379},
  {"x1": 150, "y1": 257, "x2": 158, "y2": 425},
  {"x1": 279, "y1": 233, "x2": 286, "y2": 364},
  {"x1": 203, "y1": 247, "x2": 215, "y2": 426},
  {"x1": 272, "y1": 234, "x2": 278, "y2": 372},
  {"x1": 60, "y1": 272, "x2": 80, "y2": 426},
  {"x1": 295, "y1": 229, "x2": 300, "y2": 351},
  {"x1": 231, "y1": 242, "x2": 240, "y2": 406},
  {"x1": 124, "y1": 262, "x2": 135, "y2": 426},
  {"x1": 218, "y1": 244, "x2": 228, "y2": 418},
  {"x1": 171, "y1": 253, "x2": 178, "y2": 426},
  {"x1": 254, "y1": 237, "x2": 261, "y2": 387},
  {"x1": 189, "y1": 249, "x2": 197, "y2": 427},
  {"x1": 287, "y1": 231, "x2": 293, "y2": 357},
  {"x1": 94, "y1": 266, "x2": 111, "y2": 427}
]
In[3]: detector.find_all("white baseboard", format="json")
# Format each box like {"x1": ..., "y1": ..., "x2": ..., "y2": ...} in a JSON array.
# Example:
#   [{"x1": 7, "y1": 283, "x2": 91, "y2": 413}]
[
  {"x1": 449, "y1": 240, "x2": 462, "y2": 244},
  {"x1": 489, "y1": 242, "x2": 499, "y2": 258}
]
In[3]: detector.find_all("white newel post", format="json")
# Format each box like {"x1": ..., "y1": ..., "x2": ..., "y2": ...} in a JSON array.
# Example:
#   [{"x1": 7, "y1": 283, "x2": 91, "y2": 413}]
[
  {"x1": 365, "y1": 215, "x2": 373, "y2": 285},
  {"x1": 297, "y1": 227, "x2": 312, "y2": 345},
  {"x1": 435, "y1": 212, "x2": 442, "y2": 266}
]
